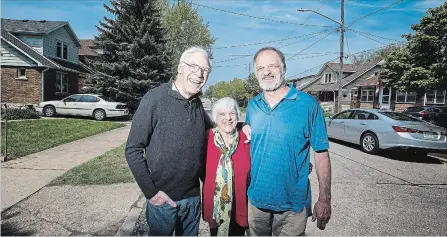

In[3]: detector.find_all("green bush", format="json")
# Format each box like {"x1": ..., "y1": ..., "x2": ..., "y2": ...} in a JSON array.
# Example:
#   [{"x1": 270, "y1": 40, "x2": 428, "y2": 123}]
[{"x1": 1, "y1": 108, "x2": 40, "y2": 120}]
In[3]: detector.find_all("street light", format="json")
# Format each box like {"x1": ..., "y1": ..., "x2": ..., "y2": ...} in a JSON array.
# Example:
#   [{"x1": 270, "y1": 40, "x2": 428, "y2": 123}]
[
  {"x1": 297, "y1": 1, "x2": 345, "y2": 113},
  {"x1": 297, "y1": 9, "x2": 341, "y2": 25}
]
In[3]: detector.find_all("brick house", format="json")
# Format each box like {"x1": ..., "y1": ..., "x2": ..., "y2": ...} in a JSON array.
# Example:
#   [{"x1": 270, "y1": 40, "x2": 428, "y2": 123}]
[
  {"x1": 297, "y1": 60, "x2": 446, "y2": 112},
  {"x1": 1, "y1": 18, "x2": 90, "y2": 105}
]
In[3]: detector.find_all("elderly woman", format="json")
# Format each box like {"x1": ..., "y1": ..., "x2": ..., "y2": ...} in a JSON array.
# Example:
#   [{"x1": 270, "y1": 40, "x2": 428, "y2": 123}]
[{"x1": 202, "y1": 97, "x2": 250, "y2": 236}]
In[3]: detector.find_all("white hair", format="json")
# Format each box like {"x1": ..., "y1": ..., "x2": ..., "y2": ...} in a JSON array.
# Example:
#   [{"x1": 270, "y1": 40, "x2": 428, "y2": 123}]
[
  {"x1": 211, "y1": 97, "x2": 241, "y2": 123},
  {"x1": 179, "y1": 46, "x2": 212, "y2": 68}
]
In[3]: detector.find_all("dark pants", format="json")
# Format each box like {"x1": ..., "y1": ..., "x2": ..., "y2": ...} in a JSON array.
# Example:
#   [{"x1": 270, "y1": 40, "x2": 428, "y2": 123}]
[{"x1": 146, "y1": 196, "x2": 201, "y2": 236}]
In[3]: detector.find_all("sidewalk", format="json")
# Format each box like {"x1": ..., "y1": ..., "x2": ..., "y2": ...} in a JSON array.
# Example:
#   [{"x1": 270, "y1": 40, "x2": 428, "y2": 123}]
[{"x1": 1, "y1": 124, "x2": 131, "y2": 211}]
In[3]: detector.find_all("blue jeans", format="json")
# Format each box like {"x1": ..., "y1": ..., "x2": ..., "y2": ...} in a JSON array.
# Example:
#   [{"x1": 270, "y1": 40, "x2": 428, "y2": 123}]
[{"x1": 146, "y1": 196, "x2": 201, "y2": 236}]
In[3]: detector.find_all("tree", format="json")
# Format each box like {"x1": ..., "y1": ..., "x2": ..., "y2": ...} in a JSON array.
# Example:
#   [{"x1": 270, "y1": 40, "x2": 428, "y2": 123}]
[
  {"x1": 382, "y1": 2, "x2": 447, "y2": 90},
  {"x1": 228, "y1": 78, "x2": 249, "y2": 106},
  {"x1": 245, "y1": 72, "x2": 262, "y2": 99},
  {"x1": 86, "y1": 0, "x2": 172, "y2": 111},
  {"x1": 350, "y1": 43, "x2": 405, "y2": 65},
  {"x1": 158, "y1": 0, "x2": 216, "y2": 74}
]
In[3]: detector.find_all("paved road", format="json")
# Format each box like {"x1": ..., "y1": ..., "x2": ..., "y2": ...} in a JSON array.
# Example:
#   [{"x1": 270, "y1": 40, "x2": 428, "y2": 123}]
[
  {"x1": 132, "y1": 139, "x2": 446, "y2": 236},
  {"x1": 306, "y1": 139, "x2": 447, "y2": 236}
]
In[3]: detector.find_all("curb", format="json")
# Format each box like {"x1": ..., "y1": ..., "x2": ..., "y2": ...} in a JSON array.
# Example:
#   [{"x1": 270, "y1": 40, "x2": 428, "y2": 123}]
[{"x1": 115, "y1": 194, "x2": 146, "y2": 236}]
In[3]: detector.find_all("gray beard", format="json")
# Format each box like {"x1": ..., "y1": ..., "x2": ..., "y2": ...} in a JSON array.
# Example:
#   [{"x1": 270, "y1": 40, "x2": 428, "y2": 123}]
[{"x1": 261, "y1": 77, "x2": 286, "y2": 92}]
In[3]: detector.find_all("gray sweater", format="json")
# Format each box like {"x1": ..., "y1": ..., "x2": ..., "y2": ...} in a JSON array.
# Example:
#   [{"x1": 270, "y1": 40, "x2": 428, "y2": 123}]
[{"x1": 125, "y1": 81, "x2": 211, "y2": 201}]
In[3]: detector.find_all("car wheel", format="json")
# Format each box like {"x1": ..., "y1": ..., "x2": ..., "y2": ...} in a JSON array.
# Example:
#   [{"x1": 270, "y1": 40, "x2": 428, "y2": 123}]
[
  {"x1": 43, "y1": 105, "x2": 56, "y2": 117},
  {"x1": 361, "y1": 133, "x2": 380, "y2": 154},
  {"x1": 93, "y1": 109, "x2": 106, "y2": 121}
]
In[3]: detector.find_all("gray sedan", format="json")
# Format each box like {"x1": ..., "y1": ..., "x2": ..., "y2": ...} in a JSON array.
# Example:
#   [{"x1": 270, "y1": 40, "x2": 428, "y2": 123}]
[{"x1": 325, "y1": 109, "x2": 447, "y2": 155}]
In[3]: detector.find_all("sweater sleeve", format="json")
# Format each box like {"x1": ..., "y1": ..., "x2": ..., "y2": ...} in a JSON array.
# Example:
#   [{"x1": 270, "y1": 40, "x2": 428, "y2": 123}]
[{"x1": 125, "y1": 92, "x2": 159, "y2": 200}]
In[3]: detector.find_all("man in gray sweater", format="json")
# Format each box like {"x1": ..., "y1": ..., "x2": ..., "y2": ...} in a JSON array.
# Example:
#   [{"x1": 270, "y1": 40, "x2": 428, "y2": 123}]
[{"x1": 125, "y1": 46, "x2": 212, "y2": 236}]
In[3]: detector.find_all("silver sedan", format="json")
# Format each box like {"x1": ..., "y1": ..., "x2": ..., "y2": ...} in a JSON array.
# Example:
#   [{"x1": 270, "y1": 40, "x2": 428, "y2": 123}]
[{"x1": 325, "y1": 109, "x2": 447, "y2": 155}]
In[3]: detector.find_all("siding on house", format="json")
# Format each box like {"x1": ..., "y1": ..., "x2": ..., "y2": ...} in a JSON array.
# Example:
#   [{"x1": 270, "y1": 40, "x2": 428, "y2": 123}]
[
  {"x1": 0, "y1": 40, "x2": 38, "y2": 66},
  {"x1": 15, "y1": 34, "x2": 43, "y2": 54},
  {"x1": 1, "y1": 67, "x2": 43, "y2": 104},
  {"x1": 43, "y1": 26, "x2": 79, "y2": 64}
]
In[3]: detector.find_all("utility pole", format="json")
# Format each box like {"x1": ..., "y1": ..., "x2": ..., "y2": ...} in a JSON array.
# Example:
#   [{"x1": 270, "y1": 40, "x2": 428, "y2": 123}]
[
  {"x1": 298, "y1": 1, "x2": 345, "y2": 112},
  {"x1": 337, "y1": 0, "x2": 345, "y2": 113}
]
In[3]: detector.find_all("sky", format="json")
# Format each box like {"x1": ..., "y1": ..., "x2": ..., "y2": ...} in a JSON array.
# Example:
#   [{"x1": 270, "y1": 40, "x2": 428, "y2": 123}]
[{"x1": 1, "y1": 0, "x2": 445, "y2": 89}]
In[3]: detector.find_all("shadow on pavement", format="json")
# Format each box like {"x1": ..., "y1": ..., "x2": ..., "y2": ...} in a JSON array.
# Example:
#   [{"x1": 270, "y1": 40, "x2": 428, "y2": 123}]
[
  {"x1": 1, "y1": 210, "x2": 35, "y2": 236},
  {"x1": 329, "y1": 138, "x2": 445, "y2": 164}
]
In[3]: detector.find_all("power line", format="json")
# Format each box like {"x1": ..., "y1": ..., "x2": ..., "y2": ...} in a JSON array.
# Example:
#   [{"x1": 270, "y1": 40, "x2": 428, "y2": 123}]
[
  {"x1": 214, "y1": 29, "x2": 337, "y2": 65},
  {"x1": 286, "y1": 44, "x2": 395, "y2": 80},
  {"x1": 286, "y1": 56, "x2": 340, "y2": 80},
  {"x1": 350, "y1": 30, "x2": 387, "y2": 45},
  {"x1": 275, "y1": 0, "x2": 330, "y2": 47},
  {"x1": 348, "y1": 29, "x2": 403, "y2": 42},
  {"x1": 346, "y1": 0, "x2": 405, "y2": 29},
  {"x1": 214, "y1": 52, "x2": 340, "y2": 68},
  {"x1": 287, "y1": 29, "x2": 338, "y2": 60},
  {"x1": 278, "y1": 28, "x2": 338, "y2": 49},
  {"x1": 345, "y1": 30, "x2": 351, "y2": 56},
  {"x1": 191, "y1": 2, "x2": 333, "y2": 28},
  {"x1": 214, "y1": 55, "x2": 252, "y2": 64},
  {"x1": 213, "y1": 29, "x2": 333, "y2": 50}
]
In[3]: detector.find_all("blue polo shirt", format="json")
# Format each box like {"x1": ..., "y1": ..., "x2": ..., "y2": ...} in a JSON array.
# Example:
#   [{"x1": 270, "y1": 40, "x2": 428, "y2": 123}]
[{"x1": 245, "y1": 85, "x2": 329, "y2": 213}]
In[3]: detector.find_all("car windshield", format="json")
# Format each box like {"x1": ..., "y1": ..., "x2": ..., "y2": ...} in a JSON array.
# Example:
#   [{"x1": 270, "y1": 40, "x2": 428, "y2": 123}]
[
  {"x1": 98, "y1": 96, "x2": 115, "y2": 102},
  {"x1": 379, "y1": 112, "x2": 421, "y2": 121}
]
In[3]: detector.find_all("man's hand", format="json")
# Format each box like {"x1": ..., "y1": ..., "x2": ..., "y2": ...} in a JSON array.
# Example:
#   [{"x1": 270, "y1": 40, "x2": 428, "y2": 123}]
[
  {"x1": 311, "y1": 199, "x2": 331, "y2": 230},
  {"x1": 242, "y1": 125, "x2": 251, "y2": 143},
  {"x1": 149, "y1": 191, "x2": 177, "y2": 207}
]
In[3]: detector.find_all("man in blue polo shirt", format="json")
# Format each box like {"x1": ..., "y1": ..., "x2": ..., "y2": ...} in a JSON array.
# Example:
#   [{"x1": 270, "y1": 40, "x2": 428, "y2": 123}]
[{"x1": 244, "y1": 47, "x2": 332, "y2": 236}]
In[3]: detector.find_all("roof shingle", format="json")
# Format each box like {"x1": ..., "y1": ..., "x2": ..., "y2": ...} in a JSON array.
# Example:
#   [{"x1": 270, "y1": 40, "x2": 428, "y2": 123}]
[{"x1": 1, "y1": 18, "x2": 67, "y2": 34}]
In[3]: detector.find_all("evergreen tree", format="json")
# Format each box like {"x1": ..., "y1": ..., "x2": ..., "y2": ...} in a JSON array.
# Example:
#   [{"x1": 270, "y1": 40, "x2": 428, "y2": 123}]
[
  {"x1": 86, "y1": 0, "x2": 172, "y2": 111},
  {"x1": 245, "y1": 72, "x2": 262, "y2": 100}
]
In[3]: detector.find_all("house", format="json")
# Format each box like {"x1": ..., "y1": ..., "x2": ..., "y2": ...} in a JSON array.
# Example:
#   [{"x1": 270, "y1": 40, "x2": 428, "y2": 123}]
[
  {"x1": 1, "y1": 18, "x2": 90, "y2": 105},
  {"x1": 78, "y1": 39, "x2": 100, "y2": 91},
  {"x1": 299, "y1": 59, "x2": 446, "y2": 112}
]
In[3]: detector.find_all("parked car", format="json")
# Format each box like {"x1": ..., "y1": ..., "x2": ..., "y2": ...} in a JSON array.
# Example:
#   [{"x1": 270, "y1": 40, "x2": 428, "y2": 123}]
[
  {"x1": 37, "y1": 94, "x2": 128, "y2": 121},
  {"x1": 325, "y1": 109, "x2": 447, "y2": 155},
  {"x1": 403, "y1": 106, "x2": 447, "y2": 127}
]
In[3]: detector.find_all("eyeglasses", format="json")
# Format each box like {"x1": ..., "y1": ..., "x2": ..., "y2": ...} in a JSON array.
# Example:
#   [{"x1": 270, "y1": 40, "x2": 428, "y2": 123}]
[
  {"x1": 256, "y1": 64, "x2": 281, "y2": 73},
  {"x1": 182, "y1": 61, "x2": 211, "y2": 75}
]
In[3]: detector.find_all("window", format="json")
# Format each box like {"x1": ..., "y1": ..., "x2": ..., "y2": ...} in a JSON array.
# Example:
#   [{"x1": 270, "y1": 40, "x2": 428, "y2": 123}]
[
  {"x1": 56, "y1": 41, "x2": 68, "y2": 60},
  {"x1": 396, "y1": 91, "x2": 417, "y2": 103},
  {"x1": 55, "y1": 72, "x2": 68, "y2": 93},
  {"x1": 323, "y1": 73, "x2": 332, "y2": 84},
  {"x1": 361, "y1": 87, "x2": 374, "y2": 102},
  {"x1": 333, "y1": 110, "x2": 352, "y2": 119},
  {"x1": 382, "y1": 88, "x2": 391, "y2": 105},
  {"x1": 426, "y1": 90, "x2": 446, "y2": 104},
  {"x1": 16, "y1": 68, "x2": 26, "y2": 79},
  {"x1": 352, "y1": 111, "x2": 378, "y2": 120},
  {"x1": 63, "y1": 95, "x2": 82, "y2": 102},
  {"x1": 379, "y1": 112, "x2": 421, "y2": 122},
  {"x1": 79, "y1": 95, "x2": 99, "y2": 103}
]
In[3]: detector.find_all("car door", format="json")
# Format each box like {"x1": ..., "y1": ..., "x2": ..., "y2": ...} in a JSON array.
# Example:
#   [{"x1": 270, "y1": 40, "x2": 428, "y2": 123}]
[
  {"x1": 77, "y1": 95, "x2": 99, "y2": 116},
  {"x1": 344, "y1": 111, "x2": 380, "y2": 143},
  {"x1": 326, "y1": 110, "x2": 353, "y2": 140},
  {"x1": 60, "y1": 95, "x2": 82, "y2": 115}
]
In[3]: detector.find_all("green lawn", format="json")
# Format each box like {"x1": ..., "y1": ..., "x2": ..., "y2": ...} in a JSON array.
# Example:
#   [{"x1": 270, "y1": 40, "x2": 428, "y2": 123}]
[
  {"x1": 50, "y1": 143, "x2": 134, "y2": 186},
  {"x1": 1, "y1": 119, "x2": 125, "y2": 160}
]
